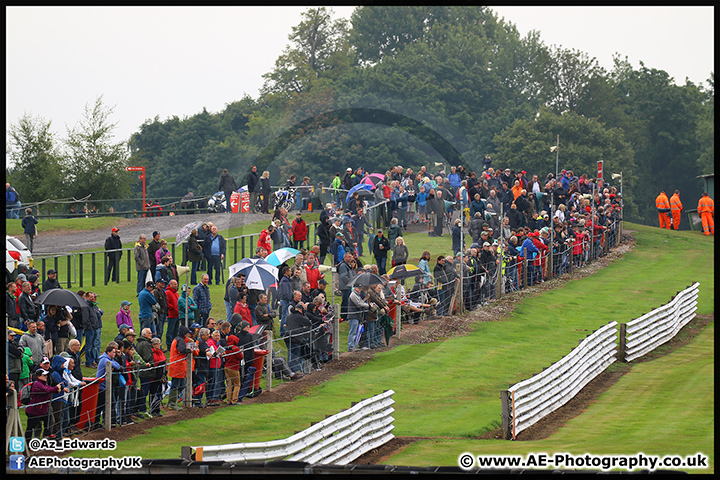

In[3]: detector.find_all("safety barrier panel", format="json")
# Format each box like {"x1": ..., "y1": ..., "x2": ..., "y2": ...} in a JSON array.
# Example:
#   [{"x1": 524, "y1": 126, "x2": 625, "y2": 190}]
[
  {"x1": 187, "y1": 390, "x2": 395, "y2": 464},
  {"x1": 622, "y1": 282, "x2": 699, "y2": 362},
  {"x1": 502, "y1": 321, "x2": 618, "y2": 440}
]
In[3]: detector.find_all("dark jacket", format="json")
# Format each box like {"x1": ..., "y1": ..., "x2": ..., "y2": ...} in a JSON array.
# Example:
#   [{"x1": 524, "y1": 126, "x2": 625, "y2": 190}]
[
  {"x1": 219, "y1": 172, "x2": 238, "y2": 192},
  {"x1": 236, "y1": 330, "x2": 255, "y2": 370},
  {"x1": 285, "y1": 311, "x2": 312, "y2": 345},
  {"x1": 42, "y1": 277, "x2": 62, "y2": 292},
  {"x1": 203, "y1": 233, "x2": 226, "y2": 259},
  {"x1": 247, "y1": 170, "x2": 259, "y2": 192},
  {"x1": 187, "y1": 234, "x2": 203, "y2": 262},
  {"x1": 18, "y1": 291, "x2": 38, "y2": 322},
  {"x1": 372, "y1": 234, "x2": 391, "y2": 258}
]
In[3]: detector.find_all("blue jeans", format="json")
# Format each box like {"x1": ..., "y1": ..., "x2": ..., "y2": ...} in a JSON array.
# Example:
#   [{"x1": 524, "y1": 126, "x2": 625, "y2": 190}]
[
  {"x1": 190, "y1": 261, "x2": 200, "y2": 285},
  {"x1": 155, "y1": 314, "x2": 166, "y2": 340},
  {"x1": 137, "y1": 270, "x2": 148, "y2": 294},
  {"x1": 139, "y1": 378, "x2": 151, "y2": 413},
  {"x1": 376, "y1": 256, "x2": 387, "y2": 276},
  {"x1": 225, "y1": 300, "x2": 234, "y2": 324},
  {"x1": 347, "y1": 318, "x2": 359, "y2": 350},
  {"x1": 367, "y1": 320, "x2": 382, "y2": 348},
  {"x1": 279, "y1": 299, "x2": 290, "y2": 336},
  {"x1": 170, "y1": 377, "x2": 186, "y2": 403},
  {"x1": 84, "y1": 329, "x2": 97, "y2": 366},
  {"x1": 288, "y1": 338, "x2": 304, "y2": 373},
  {"x1": 94, "y1": 328, "x2": 102, "y2": 361},
  {"x1": 248, "y1": 304, "x2": 257, "y2": 326},
  {"x1": 208, "y1": 368, "x2": 224, "y2": 401},
  {"x1": 139, "y1": 316, "x2": 155, "y2": 335},
  {"x1": 341, "y1": 290, "x2": 351, "y2": 321},
  {"x1": 166, "y1": 317, "x2": 179, "y2": 350}
]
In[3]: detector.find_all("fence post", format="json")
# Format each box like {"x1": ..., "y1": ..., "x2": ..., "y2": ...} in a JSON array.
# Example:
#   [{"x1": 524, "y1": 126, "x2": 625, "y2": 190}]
[
  {"x1": 67, "y1": 255, "x2": 72, "y2": 288},
  {"x1": 185, "y1": 352, "x2": 193, "y2": 408},
  {"x1": 127, "y1": 250, "x2": 132, "y2": 283},
  {"x1": 42, "y1": 257, "x2": 46, "y2": 280},
  {"x1": 569, "y1": 245, "x2": 574, "y2": 274},
  {"x1": 79, "y1": 254, "x2": 84, "y2": 287},
  {"x1": 92, "y1": 253, "x2": 96, "y2": 286},
  {"x1": 500, "y1": 389, "x2": 511, "y2": 440},
  {"x1": 105, "y1": 360, "x2": 112, "y2": 431},
  {"x1": 234, "y1": 238, "x2": 238, "y2": 264},
  {"x1": 241, "y1": 236, "x2": 245, "y2": 259},
  {"x1": 618, "y1": 323, "x2": 627, "y2": 363},
  {"x1": 266, "y1": 330, "x2": 273, "y2": 391},
  {"x1": 332, "y1": 309, "x2": 340, "y2": 360}
]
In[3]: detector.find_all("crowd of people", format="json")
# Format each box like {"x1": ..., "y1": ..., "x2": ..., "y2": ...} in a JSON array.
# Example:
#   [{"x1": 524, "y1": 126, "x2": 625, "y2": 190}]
[{"x1": 7, "y1": 158, "x2": 634, "y2": 442}]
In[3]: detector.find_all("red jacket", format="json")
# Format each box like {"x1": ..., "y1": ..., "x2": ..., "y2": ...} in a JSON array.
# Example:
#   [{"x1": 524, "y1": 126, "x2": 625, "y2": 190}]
[
  {"x1": 223, "y1": 335, "x2": 243, "y2": 371},
  {"x1": 292, "y1": 218, "x2": 308, "y2": 241},
  {"x1": 233, "y1": 302, "x2": 252, "y2": 326},
  {"x1": 258, "y1": 230, "x2": 273, "y2": 254},
  {"x1": 305, "y1": 264, "x2": 322, "y2": 289},
  {"x1": 165, "y1": 286, "x2": 179, "y2": 318}
]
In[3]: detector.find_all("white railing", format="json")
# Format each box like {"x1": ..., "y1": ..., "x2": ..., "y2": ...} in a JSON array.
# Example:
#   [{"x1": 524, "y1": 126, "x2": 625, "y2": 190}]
[
  {"x1": 624, "y1": 282, "x2": 699, "y2": 362},
  {"x1": 189, "y1": 390, "x2": 395, "y2": 464},
  {"x1": 505, "y1": 321, "x2": 618, "y2": 439}
]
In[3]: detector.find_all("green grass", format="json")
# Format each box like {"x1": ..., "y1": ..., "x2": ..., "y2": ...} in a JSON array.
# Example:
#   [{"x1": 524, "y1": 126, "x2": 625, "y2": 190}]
[
  {"x1": 67, "y1": 223, "x2": 713, "y2": 470},
  {"x1": 386, "y1": 322, "x2": 714, "y2": 473}
]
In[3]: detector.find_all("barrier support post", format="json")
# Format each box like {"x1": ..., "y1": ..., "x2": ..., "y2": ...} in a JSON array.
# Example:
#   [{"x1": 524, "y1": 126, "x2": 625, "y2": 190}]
[
  {"x1": 500, "y1": 389, "x2": 511, "y2": 440},
  {"x1": 266, "y1": 330, "x2": 273, "y2": 391},
  {"x1": 618, "y1": 323, "x2": 627, "y2": 362},
  {"x1": 104, "y1": 360, "x2": 112, "y2": 431}
]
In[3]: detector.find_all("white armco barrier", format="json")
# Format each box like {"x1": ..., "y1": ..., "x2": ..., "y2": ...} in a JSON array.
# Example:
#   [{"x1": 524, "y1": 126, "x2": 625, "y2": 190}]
[
  {"x1": 190, "y1": 390, "x2": 395, "y2": 465},
  {"x1": 506, "y1": 321, "x2": 618, "y2": 439},
  {"x1": 624, "y1": 282, "x2": 699, "y2": 362}
]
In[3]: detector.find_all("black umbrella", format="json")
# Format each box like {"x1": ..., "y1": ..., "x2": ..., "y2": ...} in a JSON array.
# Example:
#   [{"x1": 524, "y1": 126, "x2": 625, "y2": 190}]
[
  {"x1": 356, "y1": 189, "x2": 375, "y2": 198},
  {"x1": 33, "y1": 289, "x2": 86, "y2": 308},
  {"x1": 348, "y1": 272, "x2": 385, "y2": 287}
]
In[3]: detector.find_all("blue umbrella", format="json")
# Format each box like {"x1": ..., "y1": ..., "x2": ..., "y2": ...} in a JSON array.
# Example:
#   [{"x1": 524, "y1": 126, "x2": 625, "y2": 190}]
[
  {"x1": 352, "y1": 324, "x2": 365, "y2": 350},
  {"x1": 346, "y1": 183, "x2": 372, "y2": 202},
  {"x1": 265, "y1": 247, "x2": 301, "y2": 267}
]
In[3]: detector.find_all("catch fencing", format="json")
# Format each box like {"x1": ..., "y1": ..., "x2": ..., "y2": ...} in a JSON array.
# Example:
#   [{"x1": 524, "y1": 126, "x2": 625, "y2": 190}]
[
  {"x1": 183, "y1": 390, "x2": 395, "y2": 465},
  {"x1": 500, "y1": 282, "x2": 700, "y2": 440},
  {"x1": 501, "y1": 321, "x2": 618, "y2": 440},
  {"x1": 622, "y1": 282, "x2": 700, "y2": 362}
]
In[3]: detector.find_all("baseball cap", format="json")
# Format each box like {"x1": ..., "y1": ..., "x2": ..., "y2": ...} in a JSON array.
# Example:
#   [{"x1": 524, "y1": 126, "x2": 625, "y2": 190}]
[
  {"x1": 335, "y1": 232, "x2": 344, "y2": 238},
  {"x1": 347, "y1": 167, "x2": 352, "y2": 172},
  {"x1": 111, "y1": 227, "x2": 119, "y2": 232},
  {"x1": 17, "y1": 273, "x2": 27, "y2": 281},
  {"x1": 152, "y1": 231, "x2": 160, "y2": 237},
  {"x1": 483, "y1": 242, "x2": 491, "y2": 247},
  {"x1": 37, "y1": 369, "x2": 50, "y2": 376},
  {"x1": 318, "y1": 279, "x2": 327, "y2": 285},
  {"x1": 41, "y1": 356, "x2": 50, "y2": 364},
  {"x1": 118, "y1": 324, "x2": 131, "y2": 330},
  {"x1": 146, "y1": 281, "x2": 156, "y2": 288},
  {"x1": 120, "y1": 300, "x2": 132, "y2": 307},
  {"x1": 47, "y1": 269, "x2": 56, "y2": 275}
]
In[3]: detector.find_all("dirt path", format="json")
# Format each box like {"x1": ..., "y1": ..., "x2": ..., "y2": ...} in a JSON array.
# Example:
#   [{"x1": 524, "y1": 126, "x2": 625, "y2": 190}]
[{"x1": 26, "y1": 212, "x2": 271, "y2": 255}]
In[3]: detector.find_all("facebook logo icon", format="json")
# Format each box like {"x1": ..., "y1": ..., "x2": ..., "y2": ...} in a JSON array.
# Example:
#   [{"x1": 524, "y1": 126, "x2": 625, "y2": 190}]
[{"x1": 9, "y1": 455, "x2": 25, "y2": 470}]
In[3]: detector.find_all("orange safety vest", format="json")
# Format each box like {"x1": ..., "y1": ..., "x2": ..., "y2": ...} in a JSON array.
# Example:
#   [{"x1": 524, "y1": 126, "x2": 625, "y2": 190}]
[
  {"x1": 670, "y1": 194, "x2": 683, "y2": 211},
  {"x1": 655, "y1": 193, "x2": 670, "y2": 211},
  {"x1": 697, "y1": 196, "x2": 714, "y2": 214}
]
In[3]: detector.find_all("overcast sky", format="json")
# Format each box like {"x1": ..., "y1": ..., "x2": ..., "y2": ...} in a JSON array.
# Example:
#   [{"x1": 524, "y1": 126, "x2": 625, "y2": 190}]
[{"x1": 6, "y1": 6, "x2": 714, "y2": 151}]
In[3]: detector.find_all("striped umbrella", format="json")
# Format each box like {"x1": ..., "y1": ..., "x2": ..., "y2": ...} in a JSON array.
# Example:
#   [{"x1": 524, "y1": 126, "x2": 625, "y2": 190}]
[
  {"x1": 229, "y1": 257, "x2": 278, "y2": 291},
  {"x1": 265, "y1": 247, "x2": 301, "y2": 267}
]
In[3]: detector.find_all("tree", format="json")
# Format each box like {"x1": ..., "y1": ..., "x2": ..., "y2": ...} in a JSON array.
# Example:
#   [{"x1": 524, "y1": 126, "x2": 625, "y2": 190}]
[
  {"x1": 6, "y1": 113, "x2": 68, "y2": 204},
  {"x1": 261, "y1": 7, "x2": 350, "y2": 96},
  {"x1": 64, "y1": 96, "x2": 134, "y2": 203}
]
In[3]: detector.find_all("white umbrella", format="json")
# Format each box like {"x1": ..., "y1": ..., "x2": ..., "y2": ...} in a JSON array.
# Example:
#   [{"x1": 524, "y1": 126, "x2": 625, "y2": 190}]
[
  {"x1": 229, "y1": 257, "x2": 279, "y2": 291},
  {"x1": 265, "y1": 247, "x2": 301, "y2": 267}
]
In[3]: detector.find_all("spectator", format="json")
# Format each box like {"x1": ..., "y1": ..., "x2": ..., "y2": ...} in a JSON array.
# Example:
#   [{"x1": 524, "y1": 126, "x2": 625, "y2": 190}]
[
  {"x1": 193, "y1": 274, "x2": 212, "y2": 326},
  {"x1": 187, "y1": 228, "x2": 203, "y2": 285},
  {"x1": 104, "y1": 227, "x2": 123, "y2": 284},
  {"x1": 154, "y1": 240, "x2": 170, "y2": 267},
  {"x1": 218, "y1": 168, "x2": 238, "y2": 213},
  {"x1": 167, "y1": 325, "x2": 197, "y2": 410},
  {"x1": 7, "y1": 329, "x2": 23, "y2": 388},
  {"x1": 178, "y1": 284, "x2": 199, "y2": 325},
  {"x1": 387, "y1": 217, "x2": 402, "y2": 247},
  {"x1": 153, "y1": 279, "x2": 168, "y2": 340},
  {"x1": 22, "y1": 208, "x2": 38, "y2": 253},
  {"x1": 433, "y1": 256, "x2": 450, "y2": 316},
  {"x1": 134, "y1": 234, "x2": 151, "y2": 294},
  {"x1": 116, "y1": 300, "x2": 134, "y2": 330},
  {"x1": 64, "y1": 339, "x2": 84, "y2": 429},
  {"x1": 223, "y1": 334, "x2": 243, "y2": 405},
  {"x1": 255, "y1": 293, "x2": 276, "y2": 331},
  {"x1": 138, "y1": 281, "x2": 158, "y2": 335},
  {"x1": 95, "y1": 342, "x2": 124, "y2": 427},
  {"x1": 146, "y1": 231, "x2": 162, "y2": 279},
  {"x1": 192, "y1": 327, "x2": 212, "y2": 407},
  {"x1": 25, "y1": 368, "x2": 64, "y2": 441},
  {"x1": 247, "y1": 165, "x2": 259, "y2": 213},
  {"x1": 372, "y1": 228, "x2": 390, "y2": 275},
  {"x1": 285, "y1": 304, "x2": 312, "y2": 371},
  {"x1": 259, "y1": 171, "x2": 271, "y2": 214},
  {"x1": 204, "y1": 226, "x2": 226, "y2": 285},
  {"x1": 391, "y1": 236, "x2": 409, "y2": 268},
  {"x1": 18, "y1": 281, "x2": 38, "y2": 328},
  {"x1": 347, "y1": 286, "x2": 370, "y2": 351},
  {"x1": 148, "y1": 337, "x2": 166, "y2": 416},
  {"x1": 134, "y1": 328, "x2": 154, "y2": 418},
  {"x1": 165, "y1": 279, "x2": 180, "y2": 352},
  {"x1": 235, "y1": 320, "x2": 256, "y2": 396},
  {"x1": 291, "y1": 213, "x2": 308, "y2": 250},
  {"x1": 417, "y1": 251, "x2": 433, "y2": 285},
  {"x1": 6, "y1": 282, "x2": 20, "y2": 328},
  {"x1": 20, "y1": 320, "x2": 45, "y2": 368},
  {"x1": 42, "y1": 269, "x2": 62, "y2": 292},
  {"x1": 6, "y1": 183, "x2": 21, "y2": 219}
]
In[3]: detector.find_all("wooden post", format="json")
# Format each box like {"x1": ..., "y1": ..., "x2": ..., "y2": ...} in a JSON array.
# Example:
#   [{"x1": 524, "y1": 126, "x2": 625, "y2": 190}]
[
  {"x1": 618, "y1": 323, "x2": 627, "y2": 362},
  {"x1": 92, "y1": 253, "x2": 96, "y2": 287},
  {"x1": 332, "y1": 307, "x2": 340, "y2": 360},
  {"x1": 185, "y1": 351, "x2": 193, "y2": 407},
  {"x1": 104, "y1": 360, "x2": 112, "y2": 431},
  {"x1": 500, "y1": 389, "x2": 511, "y2": 440},
  {"x1": 79, "y1": 253, "x2": 84, "y2": 287},
  {"x1": 266, "y1": 330, "x2": 273, "y2": 391}
]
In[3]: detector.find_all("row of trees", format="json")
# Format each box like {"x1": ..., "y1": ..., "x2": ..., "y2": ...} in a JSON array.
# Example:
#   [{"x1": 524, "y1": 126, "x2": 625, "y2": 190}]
[{"x1": 7, "y1": 7, "x2": 713, "y2": 227}]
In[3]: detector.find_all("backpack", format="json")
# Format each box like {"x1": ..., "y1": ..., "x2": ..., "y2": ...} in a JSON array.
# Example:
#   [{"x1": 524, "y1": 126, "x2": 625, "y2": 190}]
[{"x1": 20, "y1": 382, "x2": 33, "y2": 406}]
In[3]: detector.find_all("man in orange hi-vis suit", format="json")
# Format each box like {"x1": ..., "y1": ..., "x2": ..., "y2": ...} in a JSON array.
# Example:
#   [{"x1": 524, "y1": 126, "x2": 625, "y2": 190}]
[
  {"x1": 669, "y1": 190, "x2": 683, "y2": 230},
  {"x1": 655, "y1": 190, "x2": 671, "y2": 229},
  {"x1": 697, "y1": 192, "x2": 714, "y2": 236}
]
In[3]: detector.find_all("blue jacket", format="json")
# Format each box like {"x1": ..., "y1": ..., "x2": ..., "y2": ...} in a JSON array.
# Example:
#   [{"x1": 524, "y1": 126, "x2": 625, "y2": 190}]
[
  {"x1": 331, "y1": 238, "x2": 346, "y2": 265},
  {"x1": 278, "y1": 275, "x2": 293, "y2": 302},
  {"x1": 96, "y1": 352, "x2": 123, "y2": 391},
  {"x1": 521, "y1": 238, "x2": 539, "y2": 259},
  {"x1": 138, "y1": 288, "x2": 157, "y2": 319},
  {"x1": 448, "y1": 173, "x2": 462, "y2": 190}
]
